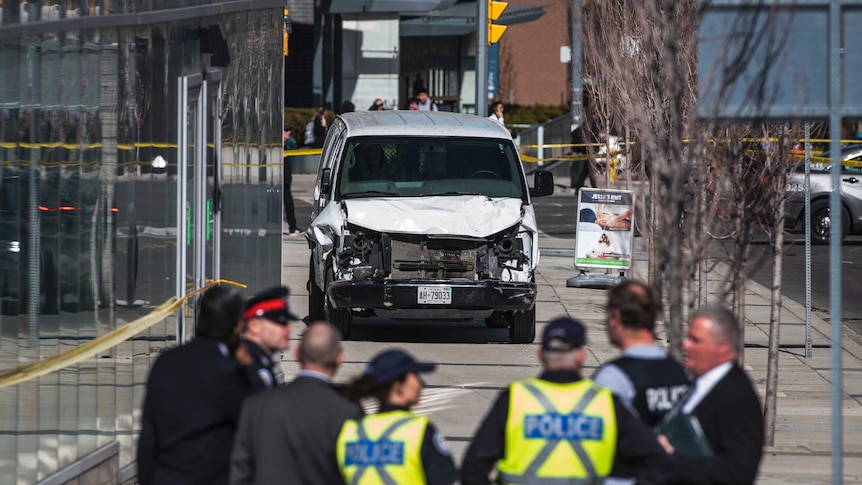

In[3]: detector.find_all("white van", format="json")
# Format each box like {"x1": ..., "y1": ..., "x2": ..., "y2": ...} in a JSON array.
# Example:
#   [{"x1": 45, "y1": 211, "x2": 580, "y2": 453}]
[{"x1": 306, "y1": 111, "x2": 554, "y2": 342}]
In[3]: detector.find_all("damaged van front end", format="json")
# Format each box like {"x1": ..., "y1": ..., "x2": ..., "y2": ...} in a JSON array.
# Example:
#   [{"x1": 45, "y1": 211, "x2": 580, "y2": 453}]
[{"x1": 306, "y1": 112, "x2": 553, "y2": 342}]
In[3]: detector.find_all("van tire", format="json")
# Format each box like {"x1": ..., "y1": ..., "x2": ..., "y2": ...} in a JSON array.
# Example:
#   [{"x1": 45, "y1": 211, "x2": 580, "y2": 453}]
[
  {"x1": 308, "y1": 258, "x2": 325, "y2": 322},
  {"x1": 324, "y1": 264, "x2": 352, "y2": 338},
  {"x1": 508, "y1": 308, "x2": 536, "y2": 344}
]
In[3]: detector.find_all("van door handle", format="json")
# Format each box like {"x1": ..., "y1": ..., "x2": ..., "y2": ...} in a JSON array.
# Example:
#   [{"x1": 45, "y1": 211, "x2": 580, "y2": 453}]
[{"x1": 843, "y1": 177, "x2": 858, "y2": 183}]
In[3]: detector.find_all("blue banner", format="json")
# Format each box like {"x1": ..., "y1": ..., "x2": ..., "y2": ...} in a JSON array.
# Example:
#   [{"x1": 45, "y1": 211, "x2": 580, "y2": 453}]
[{"x1": 488, "y1": 43, "x2": 499, "y2": 95}]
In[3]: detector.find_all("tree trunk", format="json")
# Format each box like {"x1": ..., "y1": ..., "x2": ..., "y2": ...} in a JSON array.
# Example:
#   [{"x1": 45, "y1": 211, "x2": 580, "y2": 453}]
[{"x1": 764, "y1": 193, "x2": 785, "y2": 445}]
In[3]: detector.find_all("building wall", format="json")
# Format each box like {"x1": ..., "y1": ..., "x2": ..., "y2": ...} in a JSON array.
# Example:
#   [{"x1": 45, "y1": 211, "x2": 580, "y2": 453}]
[
  {"x1": 0, "y1": 2, "x2": 283, "y2": 483},
  {"x1": 341, "y1": 17, "x2": 400, "y2": 111},
  {"x1": 500, "y1": 0, "x2": 571, "y2": 106}
]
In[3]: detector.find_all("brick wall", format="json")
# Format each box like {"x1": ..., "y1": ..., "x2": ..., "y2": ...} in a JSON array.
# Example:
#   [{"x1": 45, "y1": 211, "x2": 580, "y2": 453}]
[{"x1": 499, "y1": 0, "x2": 570, "y2": 106}]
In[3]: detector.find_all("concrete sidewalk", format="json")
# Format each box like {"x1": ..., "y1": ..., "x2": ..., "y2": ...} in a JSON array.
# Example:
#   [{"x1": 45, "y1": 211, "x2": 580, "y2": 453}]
[
  {"x1": 537, "y1": 235, "x2": 862, "y2": 484},
  {"x1": 284, "y1": 172, "x2": 862, "y2": 484}
]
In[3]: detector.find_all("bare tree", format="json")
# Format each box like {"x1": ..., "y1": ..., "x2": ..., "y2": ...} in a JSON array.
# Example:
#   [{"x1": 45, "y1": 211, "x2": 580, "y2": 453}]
[
  {"x1": 582, "y1": 0, "x2": 704, "y2": 357},
  {"x1": 580, "y1": 2, "x2": 803, "y2": 445}
]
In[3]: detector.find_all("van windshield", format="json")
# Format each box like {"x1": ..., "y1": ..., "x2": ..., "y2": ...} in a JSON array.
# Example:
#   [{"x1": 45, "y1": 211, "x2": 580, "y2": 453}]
[{"x1": 336, "y1": 137, "x2": 526, "y2": 200}]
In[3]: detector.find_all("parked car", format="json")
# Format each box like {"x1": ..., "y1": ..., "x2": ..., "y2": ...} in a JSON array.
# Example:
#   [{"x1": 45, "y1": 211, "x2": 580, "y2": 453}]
[
  {"x1": 784, "y1": 145, "x2": 862, "y2": 244},
  {"x1": 306, "y1": 111, "x2": 554, "y2": 342}
]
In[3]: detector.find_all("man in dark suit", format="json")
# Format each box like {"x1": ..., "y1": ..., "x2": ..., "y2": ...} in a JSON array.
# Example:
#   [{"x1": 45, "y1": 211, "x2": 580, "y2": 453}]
[
  {"x1": 659, "y1": 306, "x2": 765, "y2": 484},
  {"x1": 230, "y1": 321, "x2": 363, "y2": 485},
  {"x1": 137, "y1": 284, "x2": 252, "y2": 485}
]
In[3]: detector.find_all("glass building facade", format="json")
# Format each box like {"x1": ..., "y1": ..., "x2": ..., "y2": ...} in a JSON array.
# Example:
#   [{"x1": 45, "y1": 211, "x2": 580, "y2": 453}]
[{"x1": 0, "y1": 1, "x2": 284, "y2": 482}]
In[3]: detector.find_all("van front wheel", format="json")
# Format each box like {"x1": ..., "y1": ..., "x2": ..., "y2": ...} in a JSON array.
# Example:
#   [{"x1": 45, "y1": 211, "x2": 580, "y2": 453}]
[{"x1": 507, "y1": 308, "x2": 536, "y2": 344}]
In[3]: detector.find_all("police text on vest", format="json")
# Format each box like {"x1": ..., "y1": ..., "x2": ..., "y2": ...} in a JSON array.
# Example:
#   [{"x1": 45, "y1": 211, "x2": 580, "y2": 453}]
[
  {"x1": 523, "y1": 413, "x2": 604, "y2": 440},
  {"x1": 345, "y1": 439, "x2": 405, "y2": 466}
]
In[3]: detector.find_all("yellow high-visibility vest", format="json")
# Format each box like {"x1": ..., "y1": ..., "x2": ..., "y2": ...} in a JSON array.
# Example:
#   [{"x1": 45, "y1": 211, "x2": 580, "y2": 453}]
[
  {"x1": 337, "y1": 409, "x2": 428, "y2": 485},
  {"x1": 497, "y1": 378, "x2": 617, "y2": 485}
]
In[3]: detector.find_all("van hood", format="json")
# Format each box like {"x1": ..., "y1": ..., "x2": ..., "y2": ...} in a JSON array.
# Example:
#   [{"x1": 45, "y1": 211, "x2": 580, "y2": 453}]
[{"x1": 343, "y1": 196, "x2": 528, "y2": 237}]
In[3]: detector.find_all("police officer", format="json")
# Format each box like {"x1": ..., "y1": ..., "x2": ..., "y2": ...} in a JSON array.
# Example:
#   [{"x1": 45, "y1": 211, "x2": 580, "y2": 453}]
[
  {"x1": 593, "y1": 280, "x2": 691, "y2": 427},
  {"x1": 238, "y1": 286, "x2": 298, "y2": 391},
  {"x1": 460, "y1": 317, "x2": 672, "y2": 485},
  {"x1": 337, "y1": 349, "x2": 458, "y2": 485}
]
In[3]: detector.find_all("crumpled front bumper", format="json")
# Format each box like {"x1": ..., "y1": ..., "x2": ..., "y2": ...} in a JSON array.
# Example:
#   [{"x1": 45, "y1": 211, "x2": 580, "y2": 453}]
[{"x1": 327, "y1": 279, "x2": 536, "y2": 311}]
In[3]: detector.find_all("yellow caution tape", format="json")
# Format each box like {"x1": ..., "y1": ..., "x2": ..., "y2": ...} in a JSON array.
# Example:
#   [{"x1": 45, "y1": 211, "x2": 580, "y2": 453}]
[
  {"x1": 285, "y1": 148, "x2": 323, "y2": 157},
  {"x1": 0, "y1": 279, "x2": 245, "y2": 390},
  {"x1": 520, "y1": 153, "x2": 596, "y2": 163}
]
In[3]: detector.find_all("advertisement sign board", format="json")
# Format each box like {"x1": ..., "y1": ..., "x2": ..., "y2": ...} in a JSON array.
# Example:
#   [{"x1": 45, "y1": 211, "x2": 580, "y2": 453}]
[{"x1": 574, "y1": 188, "x2": 634, "y2": 270}]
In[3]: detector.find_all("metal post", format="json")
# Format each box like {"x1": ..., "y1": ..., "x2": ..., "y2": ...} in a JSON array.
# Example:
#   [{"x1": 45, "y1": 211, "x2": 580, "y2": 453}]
[
  {"x1": 537, "y1": 125, "x2": 544, "y2": 167},
  {"x1": 804, "y1": 122, "x2": 812, "y2": 359},
  {"x1": 26, "y1": 38, "x2": 39, "y2": 348},
  {"x1": 476, "y1": 0, "x2": 489, "y2": 117},
  {"x1": 570, "y1": 0, "x2": 584, "y2": 124},
  {"x1": 828, "y1": 1, "x2": 843, "y2": 482},
  {"x1": 177, "y1": 77, "x2": 188, "y2": 344}
]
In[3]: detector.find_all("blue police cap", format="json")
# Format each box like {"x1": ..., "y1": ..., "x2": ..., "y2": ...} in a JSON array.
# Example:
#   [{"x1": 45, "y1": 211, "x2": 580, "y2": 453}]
[
  {"x1": 364, "y1": 349, "x2": 436, "y2": 385},
  {"x1": 542, "y1": 317, "x2": 586, "y2": 352}
]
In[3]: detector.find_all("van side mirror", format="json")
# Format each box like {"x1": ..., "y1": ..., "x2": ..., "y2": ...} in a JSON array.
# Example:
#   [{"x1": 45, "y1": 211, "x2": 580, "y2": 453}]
[
  {"x1": 529, "y1": 170, "x2": 554, "y2": 197},
  {"x1": 320, "y1": 167, "x2": 332, "y2": 195}
]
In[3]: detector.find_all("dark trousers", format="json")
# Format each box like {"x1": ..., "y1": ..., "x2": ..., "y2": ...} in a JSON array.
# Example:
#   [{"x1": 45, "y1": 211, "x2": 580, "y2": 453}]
[
  {"x1": 283, "y1": 166, "x2": 297, "y2": 231},
  {"x1": 569, "y1": 158, "x2": 588, "y2": 189}
]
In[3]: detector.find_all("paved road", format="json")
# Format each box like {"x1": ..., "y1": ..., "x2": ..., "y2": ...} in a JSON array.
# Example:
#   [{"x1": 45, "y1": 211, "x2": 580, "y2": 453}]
[
  {"x1": 745, "y1": 234, "x2": 862, "y2": 339},
  {"x1": 284, "y1": 173, "x2": 862, "y2": 483}
]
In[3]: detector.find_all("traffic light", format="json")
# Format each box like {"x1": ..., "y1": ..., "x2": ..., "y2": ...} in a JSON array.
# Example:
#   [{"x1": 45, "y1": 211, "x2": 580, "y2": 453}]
[
  {"x1": 283, "y1": 9, "x2": 291, "y2": 56},
  {"x1": 488, "y1": 0, "x2": 508, "y2": 45}
]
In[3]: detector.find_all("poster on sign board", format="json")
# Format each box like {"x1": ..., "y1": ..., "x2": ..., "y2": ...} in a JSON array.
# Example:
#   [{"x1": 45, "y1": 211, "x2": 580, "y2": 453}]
[{"x1": 574, "y1": 188, "x2": 634, "y2": 270}]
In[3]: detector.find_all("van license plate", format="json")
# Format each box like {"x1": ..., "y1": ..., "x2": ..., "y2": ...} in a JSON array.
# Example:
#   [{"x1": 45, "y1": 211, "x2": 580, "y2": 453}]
[{"x1": 417, "y1": 286, "x2": 452, "y2": 304}]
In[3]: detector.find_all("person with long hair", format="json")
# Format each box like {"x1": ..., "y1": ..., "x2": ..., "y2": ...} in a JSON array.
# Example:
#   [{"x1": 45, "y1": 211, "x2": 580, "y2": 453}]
[{"x1": 337, "y1": 349, "x2": 457, "y2": 485}]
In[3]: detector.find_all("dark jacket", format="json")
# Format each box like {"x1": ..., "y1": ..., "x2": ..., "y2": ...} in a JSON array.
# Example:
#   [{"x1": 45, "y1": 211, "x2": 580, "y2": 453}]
[
  {"x1": 460, "y1": 369, "x2": 672, "y2": 485},
  {"x1": 312, "y1": 116, "x2": 327, "y2": 148},
  {"x1": 230, "y1": 374, "x2": 363, "y2": 485},
  {"x1": 668, "y1": 364, "x2": 765, "y2": 485},
  {"x1": 137, "y1": 338, "x2": 252, "y2": 485},
  {"x1": 242, "y1": 340, "x2": 277, "y2": 391},
  {"x1": 606, "y1": 354, "x2": 691, "y2": 427}
]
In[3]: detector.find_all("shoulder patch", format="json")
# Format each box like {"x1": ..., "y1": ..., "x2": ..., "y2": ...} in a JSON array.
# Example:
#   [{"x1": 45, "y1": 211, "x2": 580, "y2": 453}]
[
  {"x1": 258, "y1": 368, "x2": 274, "y2": 389},
  {"x1": 432, "y1": 430, "x2": 451, "y2": 456}
]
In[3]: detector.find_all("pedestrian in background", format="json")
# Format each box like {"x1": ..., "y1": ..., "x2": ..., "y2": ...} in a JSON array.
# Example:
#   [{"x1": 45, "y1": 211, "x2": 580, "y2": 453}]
[
  {"x1": 416, "y1": 88, "x2": 438, "y2": 111},
  {"x1": 460, "y1": 317, "x2": 672, "y2": 485},
  {"x1": 338, "y1": 349, "x2": 458, "y2": 485},
  {"x1": 282, "y1": 124, "x2": 301, "y2": 236},
  {"x1": 137, "y1": 284, "x2": 251, "y2": 485},
  {"x1": 311, "y1": 107, "x2": 327, "y2": 148},
  {"x1": 569, "y1": 122, "x2": 589, "y2": 190},
  {"x1": 658, "y1": 307, "x2": 764, "y2": 485},
  {"x1": 592, "y1": 280, "x2": 690, "y2": 484},
  {"x1": 369, "y1": 98, "x2": 385, "y2": 110},
  {"x1": 407, "y1": 97, "x2": 420, "y2": 110},
  {"x1": 341, "y1": 100, "x2": 355, "y2": 114},
  {"x1": 238, "y1": 286, "x2": 298, "y2": 391},
  {"x1": 230, "y1": 321, "x2": 363, "y2": 485},
  {"x1": 488, "y1": 101, "x2": 505, "y2": 125}
]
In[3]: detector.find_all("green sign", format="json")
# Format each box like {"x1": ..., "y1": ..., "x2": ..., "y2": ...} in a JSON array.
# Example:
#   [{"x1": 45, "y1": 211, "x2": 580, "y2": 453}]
[
  {"x1": 206, "y1": 199, "x2": 213, "y2": 241},
  {"x1": 186, "y1": 202, "x2": 193, "y2": 246}
]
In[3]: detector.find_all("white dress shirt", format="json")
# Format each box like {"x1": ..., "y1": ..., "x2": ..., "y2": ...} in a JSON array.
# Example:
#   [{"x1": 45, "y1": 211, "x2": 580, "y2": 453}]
[{"x1": 682, "y1": 360, "x2": 733, "y2": 414}]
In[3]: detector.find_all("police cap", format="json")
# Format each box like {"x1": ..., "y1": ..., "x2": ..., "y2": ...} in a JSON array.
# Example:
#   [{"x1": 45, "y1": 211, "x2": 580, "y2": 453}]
[
  {"x1": 242, "y1": 286, "x2": 299, "y2": 324},
  {"x1": 542, "y1": 317, "x2": 586, "y2": 352},
  {"x1": 365, "y1": 349, "x2": 436, "y2": 385}
]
